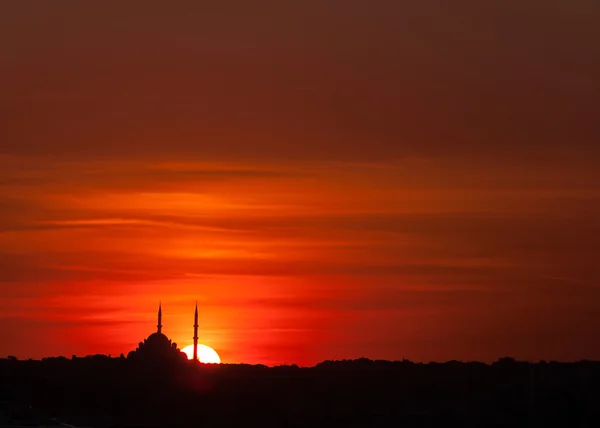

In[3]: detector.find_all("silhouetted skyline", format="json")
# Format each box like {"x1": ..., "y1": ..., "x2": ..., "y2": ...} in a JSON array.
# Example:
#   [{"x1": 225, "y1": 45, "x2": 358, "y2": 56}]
[{"x1": 2, "y1": 355, "x2": 600, "y2": 427}]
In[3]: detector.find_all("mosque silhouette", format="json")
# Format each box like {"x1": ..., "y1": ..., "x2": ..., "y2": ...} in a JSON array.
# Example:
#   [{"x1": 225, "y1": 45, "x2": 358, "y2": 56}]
[{"x1": 127, "y1": 303, "x2": 199, "y2": 363}]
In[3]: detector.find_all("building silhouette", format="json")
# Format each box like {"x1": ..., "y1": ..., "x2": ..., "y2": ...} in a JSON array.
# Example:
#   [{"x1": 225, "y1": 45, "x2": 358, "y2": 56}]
[{"x1": 127, "y1": 303, "x2": 188, "y2": 364}]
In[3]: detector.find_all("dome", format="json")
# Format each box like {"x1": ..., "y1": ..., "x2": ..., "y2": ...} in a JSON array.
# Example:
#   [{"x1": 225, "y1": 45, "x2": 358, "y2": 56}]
[
  {"x1": 146, "y1": 332, "x2": 169, "y2": 343},
  {"x1": 144, "y1": 332, "x2": 172, "y2": 351}
]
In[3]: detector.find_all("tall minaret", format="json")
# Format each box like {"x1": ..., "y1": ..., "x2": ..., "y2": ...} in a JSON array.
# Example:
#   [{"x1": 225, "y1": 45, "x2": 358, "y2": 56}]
[
  {"x1": 157, "y1": 302, "x2": 163, "y2": 334},
  {"x1": 193, "y1": 302, "x2": 199, "y2": 361}
]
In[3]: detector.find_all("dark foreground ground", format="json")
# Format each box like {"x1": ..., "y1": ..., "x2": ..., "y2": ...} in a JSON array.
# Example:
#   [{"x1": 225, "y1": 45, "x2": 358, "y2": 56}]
[{"x1": 1, "y1": 356, "x2": 599, "y2": 427}]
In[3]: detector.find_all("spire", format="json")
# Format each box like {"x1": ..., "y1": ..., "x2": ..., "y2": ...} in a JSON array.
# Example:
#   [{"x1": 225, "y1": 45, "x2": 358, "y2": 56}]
[
  {"x1": 193, "y1": 301, "x2": 199, "y2": 361},
  {"x1": 157, "y1": 302, "x2": 162, "y2": 334}
]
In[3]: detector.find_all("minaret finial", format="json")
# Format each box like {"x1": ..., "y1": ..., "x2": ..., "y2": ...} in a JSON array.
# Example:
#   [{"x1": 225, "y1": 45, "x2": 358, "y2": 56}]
[
  {"x1": 157, "y1": 302, "x2": 163, "y2": 334},
  {"x1": 193, "y1": 301, "x2": 199, "y2": 361}
]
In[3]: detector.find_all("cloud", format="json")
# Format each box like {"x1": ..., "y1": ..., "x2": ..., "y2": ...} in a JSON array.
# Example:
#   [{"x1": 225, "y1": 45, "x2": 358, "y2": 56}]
[{"x1": 33, "y1": 218, "x2": 251, "y2": 234}]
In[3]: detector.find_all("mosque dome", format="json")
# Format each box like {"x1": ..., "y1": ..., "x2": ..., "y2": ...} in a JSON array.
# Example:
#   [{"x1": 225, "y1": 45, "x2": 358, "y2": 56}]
[
  {"x1": 146, "y1": 332, "x2": 170, "y2": 343},
  {"x1": 144, "y1": 332, "x2": 172, "y2": 351}
]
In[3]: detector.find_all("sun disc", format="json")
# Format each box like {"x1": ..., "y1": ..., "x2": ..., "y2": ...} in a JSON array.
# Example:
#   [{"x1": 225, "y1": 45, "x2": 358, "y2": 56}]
[{"x1": 181, "y1": 344, "x2": 221, "y2": 364}]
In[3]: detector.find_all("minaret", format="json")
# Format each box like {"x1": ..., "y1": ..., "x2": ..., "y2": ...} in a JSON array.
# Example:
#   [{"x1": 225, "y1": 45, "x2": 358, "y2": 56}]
[
  {"x1": 157, "y1": 302, "x2": 163, "y2": 334},
  {"x1": 193, "y1": 302, "x2": 199, "y2": 361}
]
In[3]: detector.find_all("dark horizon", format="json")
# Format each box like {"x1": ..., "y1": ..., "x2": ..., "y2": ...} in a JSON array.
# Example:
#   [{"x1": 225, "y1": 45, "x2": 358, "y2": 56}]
[
  {"x1": 5, "y1": 354, "x2": 600, "y2": 367},
  {"x1": 3, "y1": 354, "x2": 600, "y2": 427}
]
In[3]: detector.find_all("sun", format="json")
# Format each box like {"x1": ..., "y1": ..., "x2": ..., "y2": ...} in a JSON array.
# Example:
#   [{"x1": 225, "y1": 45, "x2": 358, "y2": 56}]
[{"x1": 181, "y1": 344, "x2": 221, "y2": 364}]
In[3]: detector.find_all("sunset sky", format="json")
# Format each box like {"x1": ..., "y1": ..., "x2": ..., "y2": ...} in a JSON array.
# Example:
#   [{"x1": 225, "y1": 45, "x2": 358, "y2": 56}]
[{"x1": 1, "y1": 1, "x2": 599, "y2": 366}]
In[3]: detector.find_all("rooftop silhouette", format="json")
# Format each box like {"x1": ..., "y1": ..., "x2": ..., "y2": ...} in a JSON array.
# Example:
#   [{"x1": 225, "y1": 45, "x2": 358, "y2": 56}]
[{"x1": 126, "y1": 303, "x2": 188, "y2": 365}]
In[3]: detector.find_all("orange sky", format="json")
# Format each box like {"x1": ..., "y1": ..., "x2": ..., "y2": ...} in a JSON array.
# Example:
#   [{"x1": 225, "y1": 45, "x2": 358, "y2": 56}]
[{"x1": 1, "y1": 1, "x2": 600, "y2": 365}]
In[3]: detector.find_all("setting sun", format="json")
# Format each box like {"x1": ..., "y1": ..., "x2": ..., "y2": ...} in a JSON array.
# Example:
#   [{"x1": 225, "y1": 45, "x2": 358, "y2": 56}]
[{"x1": 181, "y1": 344, "x2": 222, "y2": 364}]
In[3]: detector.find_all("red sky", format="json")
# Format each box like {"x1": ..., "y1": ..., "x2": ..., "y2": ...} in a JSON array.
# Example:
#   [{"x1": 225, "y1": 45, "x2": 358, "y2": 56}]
[{"x1": 1, "y1": 1, "x2": 600, "y2": 366}]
